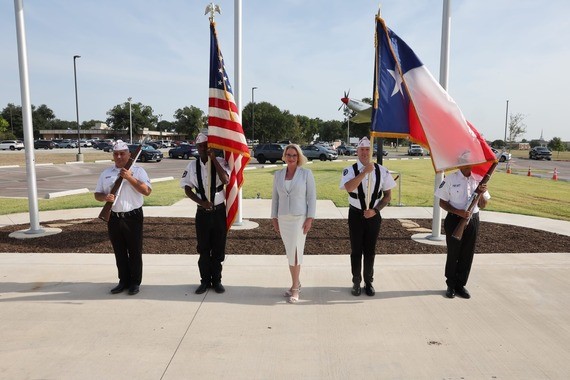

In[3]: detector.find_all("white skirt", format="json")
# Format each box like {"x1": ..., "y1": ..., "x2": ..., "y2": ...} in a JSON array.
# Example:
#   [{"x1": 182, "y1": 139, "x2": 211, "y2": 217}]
[{"x1": 278, "y1": 214, "x2": 307, "y2": 266}]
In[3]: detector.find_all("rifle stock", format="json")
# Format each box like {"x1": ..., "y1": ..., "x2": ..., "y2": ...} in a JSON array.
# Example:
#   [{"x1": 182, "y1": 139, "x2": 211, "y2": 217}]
[
  {"x1": 98, "y1": 145, "x2": 143, "y2": 222},
  {"x1": 451, "y1": 162, "x2": 498, "y2": 240}
]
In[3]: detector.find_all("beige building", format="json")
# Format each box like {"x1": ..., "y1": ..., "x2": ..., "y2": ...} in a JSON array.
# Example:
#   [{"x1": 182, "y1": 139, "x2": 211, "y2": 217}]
[{"x1": 39, "y1": 122, "x2": 182, "y2": 143}]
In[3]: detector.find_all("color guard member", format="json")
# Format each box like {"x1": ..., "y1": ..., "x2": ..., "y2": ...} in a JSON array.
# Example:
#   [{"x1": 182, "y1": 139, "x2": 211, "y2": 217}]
[
  {"x1": 95, "y1": 140, "x2": 152, "y2": 296},
  {"x1": 435, "y1": 165, "x2": 490, "y2": 299},
  {"x1": 339, "y1": 137, "x2": 396, "y2": 296},
  {"x1": 181, "y1": 133, "x2": 230, "y2": 294}
]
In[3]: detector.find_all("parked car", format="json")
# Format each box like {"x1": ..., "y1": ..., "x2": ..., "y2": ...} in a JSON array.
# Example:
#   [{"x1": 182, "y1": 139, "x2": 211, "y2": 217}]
[
  {"x1": 253, "y1": 143, "x2": 287, "y2": 164},
  {"x1": 79, "y1": 139, "x2": 92, "y2": 147},
  {"x1": 491, "y1": 148, "x2": 511, "y2": 162},
  {"x1": 53, "y1": 139, "x2": 77, "y2": 148},
  {"x1": 92, "y1": 139, "x2": 114, "y2": 149},
  {"x1": 0, "y1": 140, "x2": 24, "y2": 150},
  {"x1": 156, "y1": 140, "x2": 173, "y2": 148},
  {"x1": 301, "y1": 144, "x2": 338, "y2": 161},
  {"x1": 336, "y1": 145, "x2": 357, "y2": 156},
  {"x1": 100, "y1": 142, "x2": 114, "y2": 152},
  {"x1": 34, "y1": 140, "x2": 56, "y2": 149},
  {"x1": 529, "y1": 146, "x2": 552, "y2": 160},
  {"x1": 407, "y1": 144, "x2": 424, "y2": 156},
  {"x1": 128, "y1": 144, "x2": 163, "y2": 162},
  {"x1": 168, "y1": 144, "x2": 199, "y2": 159}
]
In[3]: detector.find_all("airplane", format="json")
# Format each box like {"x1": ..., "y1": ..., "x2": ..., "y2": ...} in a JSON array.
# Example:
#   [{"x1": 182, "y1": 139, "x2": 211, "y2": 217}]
[{"x1": 340, "y1": 92, "x2": 372, "y2": 124}]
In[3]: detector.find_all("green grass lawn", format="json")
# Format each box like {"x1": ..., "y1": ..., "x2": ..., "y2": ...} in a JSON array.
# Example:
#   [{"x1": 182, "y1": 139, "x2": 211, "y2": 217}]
[{"x1": 1, "y1": 159, "x2": 569, "y2": 221}]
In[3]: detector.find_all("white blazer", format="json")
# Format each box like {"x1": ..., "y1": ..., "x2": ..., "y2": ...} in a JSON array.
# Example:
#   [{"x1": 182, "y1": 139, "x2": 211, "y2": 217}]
[{"x1": 271, "y1": 166, "x2": 316, "y2": 218}]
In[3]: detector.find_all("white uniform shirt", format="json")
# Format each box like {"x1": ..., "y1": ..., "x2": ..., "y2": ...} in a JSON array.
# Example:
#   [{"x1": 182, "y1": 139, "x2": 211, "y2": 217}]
[
  {"x1": 180, "y1": 157, "x2": 230, "y2": 206},
  {"x1": 95, "y1": 165, "x2": 151, "y2": 212},
  {"x1": 435, "y1": 170, "x2": 491, "y2": 214},
  {"x1": 339, "y1": 160, "x2": 396, "y2": 209}
]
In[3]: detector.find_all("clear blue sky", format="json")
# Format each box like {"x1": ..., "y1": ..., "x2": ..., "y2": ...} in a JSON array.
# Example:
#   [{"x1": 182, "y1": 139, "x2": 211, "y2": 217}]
[{"x1": 1, "y1": 0, "x2": 569, "y2": 141}]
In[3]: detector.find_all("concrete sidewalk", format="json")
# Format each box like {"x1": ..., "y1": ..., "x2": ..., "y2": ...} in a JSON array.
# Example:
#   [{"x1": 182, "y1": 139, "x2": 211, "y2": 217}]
[
  {"x1": 1, "y1": 253, "x2": 569, "y2": 379},
  {"x1": 1, "y1": 201, "x2": 570, "y2": 379}
]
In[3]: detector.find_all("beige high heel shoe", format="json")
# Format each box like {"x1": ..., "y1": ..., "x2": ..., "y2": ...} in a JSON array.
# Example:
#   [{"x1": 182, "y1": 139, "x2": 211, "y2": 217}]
[
  {"x1": 287, "y1": 288, "x2": 300, "y2": 304},
  {"x1": 283, "y1": 283, "x2": 301, "y2": 297}
]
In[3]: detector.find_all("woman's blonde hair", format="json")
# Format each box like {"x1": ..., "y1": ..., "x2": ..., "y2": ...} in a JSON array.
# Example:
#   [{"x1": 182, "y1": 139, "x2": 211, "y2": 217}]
[{"x1": 282, "y1": 144, "x2": 308, "y2": 166}]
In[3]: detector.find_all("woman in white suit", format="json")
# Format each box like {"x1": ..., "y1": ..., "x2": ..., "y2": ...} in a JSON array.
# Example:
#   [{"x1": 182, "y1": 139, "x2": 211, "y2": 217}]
[{"x1": 271, "y1": 144, "x2": 317, "y2": 303}]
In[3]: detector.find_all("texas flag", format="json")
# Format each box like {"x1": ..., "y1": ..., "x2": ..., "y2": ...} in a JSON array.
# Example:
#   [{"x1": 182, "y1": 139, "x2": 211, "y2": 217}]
[{"x1": 371, "y1": 16, "x2": 496, "y2": 175}]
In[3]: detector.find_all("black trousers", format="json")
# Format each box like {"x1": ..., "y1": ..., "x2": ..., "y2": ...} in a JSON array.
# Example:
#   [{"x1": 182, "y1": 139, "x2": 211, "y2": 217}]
[
  {"x1": 107, "y1": 208, "x2": 144, "y2": 286},
  {"x1": 195, "y1": 205, "x2": 227, "y2": 285},
  {"x1": 443, "y1": 212, "x2": 480, "y2": 288},
  {"x1": 348, "y1": 207, "x2": 382, "y2": 285}
]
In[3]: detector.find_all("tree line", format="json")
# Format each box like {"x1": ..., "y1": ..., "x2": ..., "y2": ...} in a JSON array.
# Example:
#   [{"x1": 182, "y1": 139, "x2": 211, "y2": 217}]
[
  {"x1": 0, "y1": 102, "x2": 566, "y2": 153},
  {"x1": 0, "y1": 100, "x2": 378, "y2": 145}
]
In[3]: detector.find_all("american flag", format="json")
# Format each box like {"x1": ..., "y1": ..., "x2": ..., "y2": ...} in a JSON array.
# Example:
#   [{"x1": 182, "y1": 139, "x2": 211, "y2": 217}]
[
  {"x1": 207, "y1": 21, "x2": 251, "y2": 230},
  {"x1": 371, "y1": 16, "x2": 496, "y2": 176}
]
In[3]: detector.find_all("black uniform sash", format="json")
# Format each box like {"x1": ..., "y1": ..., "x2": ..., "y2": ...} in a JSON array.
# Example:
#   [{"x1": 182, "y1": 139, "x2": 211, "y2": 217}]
[{"x1": 349, "y1": 162, "x2": 381, "y2": 210}]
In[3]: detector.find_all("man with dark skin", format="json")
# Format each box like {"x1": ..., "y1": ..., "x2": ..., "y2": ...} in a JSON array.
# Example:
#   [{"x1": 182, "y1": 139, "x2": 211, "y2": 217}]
[
  {"x1": 180, "y1": 133, "x2": 230, "y2": 294},
  {"x1": 436, "y1": 165, "x2": 490, "y2": 299}
]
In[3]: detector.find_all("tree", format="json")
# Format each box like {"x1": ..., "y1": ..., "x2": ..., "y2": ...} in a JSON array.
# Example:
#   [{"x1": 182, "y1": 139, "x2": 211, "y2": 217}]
[
  {"x1": 491, "y1": 139, "x2": 505, "y2": 148},
  {"x1": 106, "y1": 102, "x2": 157, "y2": 135},
  {"x1": 47, "y1": 119, "x2": 77, "y2": 130},
  {"x1": 0, "y1": 117, "x2": 9, "y2": 139},
  {"x1": 173, "y1": 106, "x2": 205, "y2": 138},
  {"x1": 295, "y1": 115, "x2": 319, "y2": 144},
  {"x1": 548, "y1": 137, "x2": 566, "y2": 156},
  {"x1": 507, "y1": 113, "x2": 527, "y2": 147},
  {"x1": 81, "y1": 119, "x2": 104, "y2": 129},
  {"x1": 318, "y1": 120, "x2": 344, "y2": 142},
  {"x1": 1, "y1": 103, "x2": 21, "y2": 137}
]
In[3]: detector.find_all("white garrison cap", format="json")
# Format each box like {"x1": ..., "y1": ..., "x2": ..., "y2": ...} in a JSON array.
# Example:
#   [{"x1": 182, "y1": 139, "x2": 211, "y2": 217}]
[
  {"x1": 113, "y1": 140, "x2": 129, "y2": 151},
  {"x1": 357, "y1": 136, "x2": 371, "y2": 148},
  {"x1": 196, "y1": 133, "x2": 208, "y2": 144}
]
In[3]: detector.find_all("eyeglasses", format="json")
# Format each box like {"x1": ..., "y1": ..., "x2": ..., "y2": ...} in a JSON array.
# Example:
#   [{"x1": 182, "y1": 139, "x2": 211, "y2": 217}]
[{"x1": 285, "y1": 154, "x2": 298, "y2": 158}]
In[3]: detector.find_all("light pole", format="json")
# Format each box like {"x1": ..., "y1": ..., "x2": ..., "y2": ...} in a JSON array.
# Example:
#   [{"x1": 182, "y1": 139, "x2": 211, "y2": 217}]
[
  {"x1": 9, "y1": 105, "x2": 14, "y2": 135},
  {"x1": 158, "y1": 113, "x2": 162, "y2": 139},
  {"x1": 73, "y1": 55, "x2": 82, "y2": 161},
  {"x1": 128, "y1": 97, "x2": 132, "y2": 143},
  {"x1": 251, "y1": 86, "x2": 257, "y2": 141},
  {"x1": 504, "y1": 100, "x2": 509, "y2": 152}
]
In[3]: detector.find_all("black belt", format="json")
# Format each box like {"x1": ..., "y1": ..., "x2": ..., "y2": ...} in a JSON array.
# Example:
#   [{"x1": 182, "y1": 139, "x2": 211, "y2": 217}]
[
  {"x1": 197, "y1": 203, "x2": 225, "y2": 212},
  {"x1": 349, "y1": 205, "x2": 367, "y2": 214},
  {"x1": 447, "y1": 211, "x2": 479, "y2": 219},
  {"x1": 111, "y1": 207, "x2": 142, "y2": 219}
]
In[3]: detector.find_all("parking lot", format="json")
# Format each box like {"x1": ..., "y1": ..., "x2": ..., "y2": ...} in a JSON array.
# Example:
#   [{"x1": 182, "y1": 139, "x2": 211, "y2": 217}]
[{"x1": 0, "y1": 148, "x2": 567, "y2": 199}]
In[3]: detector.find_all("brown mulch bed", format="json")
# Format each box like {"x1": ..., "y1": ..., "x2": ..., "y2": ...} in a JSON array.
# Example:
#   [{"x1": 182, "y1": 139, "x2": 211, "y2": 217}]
[{"x1": 1, "y1": 218, "x2": 569, "y2": 254}]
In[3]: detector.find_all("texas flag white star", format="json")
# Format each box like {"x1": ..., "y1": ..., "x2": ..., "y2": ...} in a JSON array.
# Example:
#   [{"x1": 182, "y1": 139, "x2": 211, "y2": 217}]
[{"x1": 388, "y1": 68, "x2": 404, "y2": 97}]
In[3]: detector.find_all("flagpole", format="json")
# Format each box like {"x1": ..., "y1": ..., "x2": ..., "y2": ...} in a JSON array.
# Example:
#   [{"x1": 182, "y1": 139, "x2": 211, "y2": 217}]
[
  {"x1": 13, "y1": 0, "x2": 43, "y2": 235},
  {"x1": 234, "y1": 0, "x2": 244, "y2": 225},
  {"x1": 427, "y1": 0, "x2": 451, "y2": 242}
]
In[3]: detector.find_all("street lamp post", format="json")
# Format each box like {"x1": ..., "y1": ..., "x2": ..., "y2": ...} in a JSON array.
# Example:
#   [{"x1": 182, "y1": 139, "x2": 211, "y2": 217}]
[
  {"x1": 504, "y1": 100, "x2": 509, "y2": 152},
  {"x1": 73, "y1": 55, "x2": 82, "y2": 161},
  {"x1": 128, "y1": 97, "x2": 132, "y2": 143},
  {"x1": 251, "y1": 86, "x2": 257, "y2": 141},
  {"x1": 158, "y1": 113, "x2": 162, "y2": 139},
  {"x1": 9, "y1": 106, "x2": 14, "y2": 135}
]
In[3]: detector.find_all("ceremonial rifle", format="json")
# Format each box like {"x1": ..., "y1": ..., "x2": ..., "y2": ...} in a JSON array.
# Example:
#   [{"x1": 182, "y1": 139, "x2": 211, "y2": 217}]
[
  {"x1": 451, "y1": 162, "x2": 497, "y2": 240},
  {"x1": 98, "y1": 145, "x2": 143, "y2": 222}
]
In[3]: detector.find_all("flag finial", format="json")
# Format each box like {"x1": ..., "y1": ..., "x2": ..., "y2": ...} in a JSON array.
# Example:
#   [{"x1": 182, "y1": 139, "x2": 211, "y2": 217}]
[{"x1": 205, "y1": 2, "x2": 221, "y2": 22}]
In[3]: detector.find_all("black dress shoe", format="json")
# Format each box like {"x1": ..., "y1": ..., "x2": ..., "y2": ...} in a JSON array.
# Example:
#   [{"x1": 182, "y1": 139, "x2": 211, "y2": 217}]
[
  {"x1": 351, "y1": 284, "x2": 361, "y2": 296},
  {"x1": 212, "y1": 283, "x2": 225, "y2": 294},
  {"x1": 365, "y1": 283, "x2": 375, "y2": 296},
  {"x1": 128, "y1": 285, "x2": 140, "y2": 295},
  {"x1": 195, "y1": 283, "x2": 209, "y2": 294},
  {"x1": 455, "y1": 286, "x2": 471, "y2": 299},
  {"x1": 110, "y1": 283, "x2": 126, "y2": 294},
  {"x1": 445, "y1": 286, "x2": 456, "y2": 298}
]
